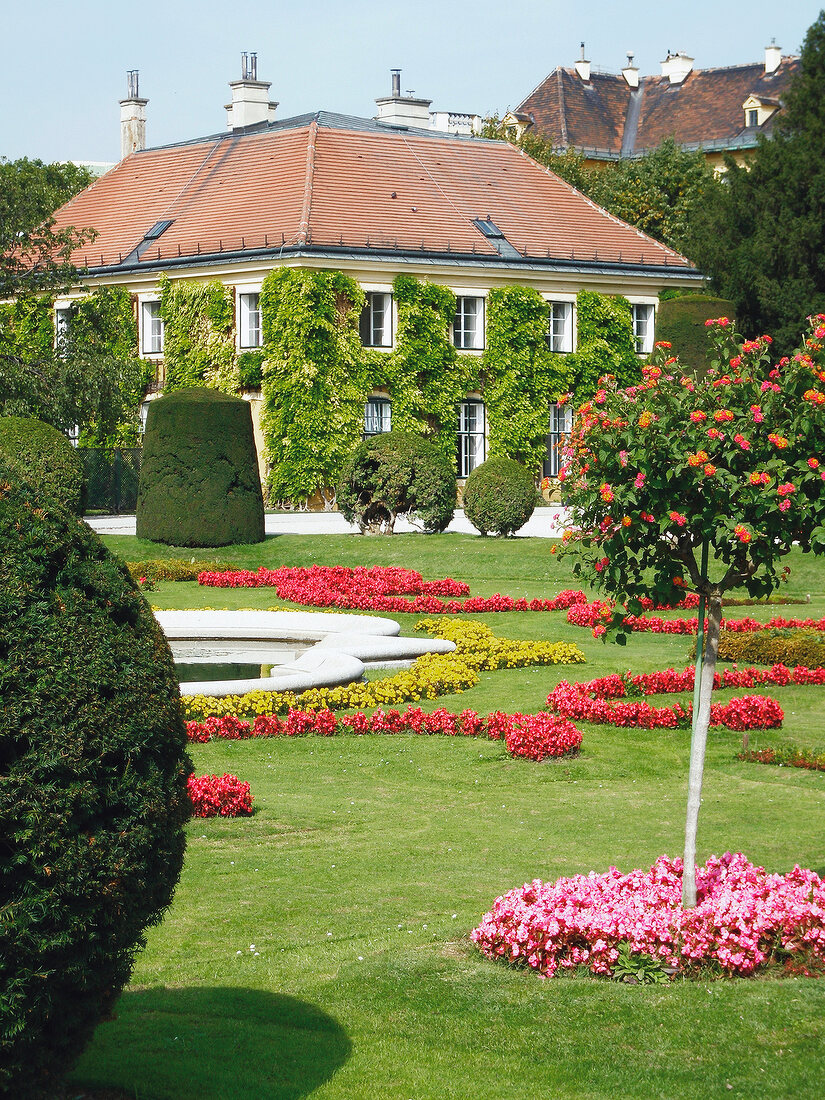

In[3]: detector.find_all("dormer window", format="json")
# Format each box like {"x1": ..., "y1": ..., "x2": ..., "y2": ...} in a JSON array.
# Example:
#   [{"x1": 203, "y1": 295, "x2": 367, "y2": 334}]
[{"x1": 747, "y1": 108, "x2": 759, "y2": 128}]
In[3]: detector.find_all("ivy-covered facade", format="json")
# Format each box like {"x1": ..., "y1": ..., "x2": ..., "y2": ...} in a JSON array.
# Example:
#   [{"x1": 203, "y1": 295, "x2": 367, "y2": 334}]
[{"x1": 45, "y1": 108, "x2": 701, "y2": 505}]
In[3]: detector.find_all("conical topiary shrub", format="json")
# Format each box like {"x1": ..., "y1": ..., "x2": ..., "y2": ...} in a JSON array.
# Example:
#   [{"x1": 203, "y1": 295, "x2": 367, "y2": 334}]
[
  {"x1": 136, "y1": 388, "x2": 265, "y2": 546},
  {"x1": 0, "y1": 458, "x2": 191, "y2": 1099}
]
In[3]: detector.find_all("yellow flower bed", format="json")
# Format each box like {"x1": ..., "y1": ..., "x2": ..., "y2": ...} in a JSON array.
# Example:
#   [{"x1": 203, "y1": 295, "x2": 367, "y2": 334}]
[{"x1": 180, "y1": 618, "x2": 585, "y2": 720}]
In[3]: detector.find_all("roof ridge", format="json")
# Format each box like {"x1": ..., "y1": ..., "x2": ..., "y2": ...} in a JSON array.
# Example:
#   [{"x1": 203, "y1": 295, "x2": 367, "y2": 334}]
[{"x1": 298, "y1": 119, "x2": 319, "y2": 247}]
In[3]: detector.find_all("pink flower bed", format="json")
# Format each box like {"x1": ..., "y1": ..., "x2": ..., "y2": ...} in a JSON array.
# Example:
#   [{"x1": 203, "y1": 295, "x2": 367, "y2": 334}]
[
  {"x1": 197, "y1": 564, "x2": 587, "y2": 614},
  {"x1": 471, "y1": 852, "x2": 825, "y2": 979},
  {"x1": 543, "y1": 663, "x2": 825, "y2": 730},
  {"x1": 187, "y1": 773, "x2": 253, "y2": 817},
  {"x1": 185, "y1": 706, "x2": 582, "y2": 761}
]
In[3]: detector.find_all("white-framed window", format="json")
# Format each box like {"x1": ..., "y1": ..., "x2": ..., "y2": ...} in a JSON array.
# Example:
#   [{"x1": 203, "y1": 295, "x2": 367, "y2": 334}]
[
  {"x1": 632, "y1": 303, "x2": 655, "y2": 355},
  {"x1": 364, "y1": 395, "x2": 392, "y2": 436},
  {"x1": 140, "y1": 300, "x2": 164, "y2": 355},
  {"x1": 238, "y1": 291, "x2": 262, "y2": 348},
  {"x1": 54, "y1": 307, "x2": 71, "y2": 353},
  {"x1": 544, "y1": 403, "x2": 574, "y2": 478},
  {"x1": 454, "y1": 296, "x2": 485, "y2": 350},
  {"x1": 360, "y1": 292, "x2": 392, "y2": 348},
  {"x1": 457, "y1": 398, "x2": 486, "y2": 477},
  {"x1": 547, "y1": 301, "x2": 574, "y2": 353}
]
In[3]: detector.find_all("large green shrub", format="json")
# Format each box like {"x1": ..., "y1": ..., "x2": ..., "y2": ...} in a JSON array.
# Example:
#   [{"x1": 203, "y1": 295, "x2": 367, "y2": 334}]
[
  {"x1": 0, "y1": 415, "x2": 84, "y2": 513},
  {"x1": 337, "y1": 431, "x2": 456, "y2": 534},
  {"x1": 656, "y1": 294, "x2": 736, "y2": 373},
  {"x1": 136, "y1": 388, "x2": 265, "y2": 546},
  {"x1": 462, "y1": 456, "x2": 538, "y2": 537},
  {"x1": 0, "y1": 460, "x2": 191, "y2": 1099},
  {"x1": 717, "y1": 628, "x2": 825, "y2": 667}
]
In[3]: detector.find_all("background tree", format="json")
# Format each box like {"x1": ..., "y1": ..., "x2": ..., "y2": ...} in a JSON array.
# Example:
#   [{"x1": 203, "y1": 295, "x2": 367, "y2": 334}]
[
  {"x1": 482, "y1": 120, "x2": 720, "y2": 256},
  {"x1": 0, "y1": 159, "x2": 145, "y2": 445},
  {"x1": 687, "y1": 11, "x2": 825, "y2": 354},
  {"x1": 559, "y1": 316, "x2": 825, "y2": 905}
]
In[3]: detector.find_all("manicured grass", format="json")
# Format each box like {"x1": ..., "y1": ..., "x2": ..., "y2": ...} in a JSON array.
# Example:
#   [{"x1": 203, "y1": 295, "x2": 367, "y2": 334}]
[{"x1": 69, "y1": 534, "x2": 825, "y2": 1099}]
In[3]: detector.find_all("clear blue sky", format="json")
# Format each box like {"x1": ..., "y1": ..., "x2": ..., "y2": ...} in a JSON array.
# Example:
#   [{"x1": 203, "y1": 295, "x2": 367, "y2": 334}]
[{"x1": 1, "y1": 0, "x2": 820, "y2": 163}]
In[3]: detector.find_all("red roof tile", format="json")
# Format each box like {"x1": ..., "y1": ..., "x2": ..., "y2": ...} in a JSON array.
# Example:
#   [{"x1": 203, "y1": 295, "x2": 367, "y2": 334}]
[{"x1": 51, "y1": 114, "x2": 691, "y2": 271}]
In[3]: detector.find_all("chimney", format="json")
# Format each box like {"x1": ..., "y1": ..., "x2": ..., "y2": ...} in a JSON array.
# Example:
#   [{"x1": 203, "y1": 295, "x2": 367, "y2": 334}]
[
  {"x1": 119, "y1": 70, "x2": 148, "y2": 159},
  {"x1": 765, "y1": 39, "x2": 782, "y2": 75},
  {"x1": 375, "y1": 69, "x2": 432, "y2": 127},
  {"x1": 660, "y1": 50, "x2": 694, "y2": 85},
  {"x1": 622, "y1": 52, "x2": 639, "y2": 88},
  {"x1": 225, "y1": 52, "x2": 278, "y2": 130},
  {"x1": 574, "y1": 42, "x2": 591, "y2": 82}
]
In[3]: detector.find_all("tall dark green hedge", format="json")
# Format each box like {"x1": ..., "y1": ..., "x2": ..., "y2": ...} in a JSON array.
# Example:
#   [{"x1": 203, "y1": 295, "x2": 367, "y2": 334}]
[
  {"x1": 136, "y1": 388, "x2": 265, "y2": 546},
  {"x1": 337, "y1": 431, "x2": 456, "y2": 534},
  {"x1": 656, "y1": 295, "x2": 735, "y2": 373},
  {"x1": 0, "y1": 415, "x2": 84, "y2": 514},
  {"x1": 0, "y1": 459, "x2": 191, "y2": 1099}
]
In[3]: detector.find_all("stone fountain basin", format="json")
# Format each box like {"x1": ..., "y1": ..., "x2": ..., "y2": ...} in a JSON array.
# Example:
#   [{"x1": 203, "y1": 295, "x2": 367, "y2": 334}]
[{"x1": 154, "y1": 609, "x2": 455, "y2": 698}]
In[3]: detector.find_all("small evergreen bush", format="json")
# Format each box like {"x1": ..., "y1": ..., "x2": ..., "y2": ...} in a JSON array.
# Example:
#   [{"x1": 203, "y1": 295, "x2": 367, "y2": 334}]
[
  {"x1": 0, "y1": 459, "x2": 191, "y2": 1099},
  {"x1": 337, "y1": 431, "x2": 456, "y2": 534},
  {"x1": 717, "y1": 628, "x2": 825, "y2": 666},
  {"x1": 463, "y1": 457, "x2": 537, "y2": 536},
  {"x1": 0, "y1": 415, "x2": 84, "y2": 514},
  {"x1": 136, "y1": 388, "x2": 265, "y2": 546},
  {"x1": 126, "y1": 558, "x2": 234, "y2": 583}
]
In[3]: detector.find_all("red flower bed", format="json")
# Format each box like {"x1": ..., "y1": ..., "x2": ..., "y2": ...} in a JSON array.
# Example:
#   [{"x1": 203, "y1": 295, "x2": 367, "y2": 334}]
[
  {"x1": 567, "y1": 599, "x2": 825, "y2": 637},
  {"x1": 187, "y1": 773, "x2": 253, "y2": 817},
  {"x1": 543, "y1": 663, "x2": 825, "y2": 729},
  {"x1": 197, "y1": 564, "x2": 588, "y2": 614},
  {"x1": 185, "y1": 706, "x2": 582, "y2": 761},
  {"x1": 472, "y1": 852, "x2": 825, "y2": 979}
]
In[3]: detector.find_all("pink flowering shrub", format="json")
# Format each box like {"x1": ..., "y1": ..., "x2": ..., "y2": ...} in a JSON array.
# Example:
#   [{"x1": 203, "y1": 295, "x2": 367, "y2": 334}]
[
  {"x1": 187, "y1": 774, "x2": 253, "y2": 817},
  {"x1": 185, "y1": 706, "x2": 582, "y2": 761},
  {"x1": 471, "y1": 852, "x2": 825, "y2": 979}
]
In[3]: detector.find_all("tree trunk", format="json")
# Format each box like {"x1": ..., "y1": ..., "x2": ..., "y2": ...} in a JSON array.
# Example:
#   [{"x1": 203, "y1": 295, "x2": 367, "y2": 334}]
[{"x1": 682, "y1": 591, "x2": 723, "y2": 908}]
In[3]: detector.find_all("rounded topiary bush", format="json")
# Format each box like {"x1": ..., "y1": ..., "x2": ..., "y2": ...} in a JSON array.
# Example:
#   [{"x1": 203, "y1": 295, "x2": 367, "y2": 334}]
[
  {"x1": 0, "y1": 415, "x2": 84, "y2": 514},
  {"x1": 337, "y1": 431, "x2": 456, "y2": 534},
  {"x1": 0, "y1": 459, "x2": 191, "y2": 1100},
  {"x1": 136, "y1": 388, "x2": 264, "y2": 546},
  {"x1": 463, "y1": 456, "x2": 537, "y2": 536}
]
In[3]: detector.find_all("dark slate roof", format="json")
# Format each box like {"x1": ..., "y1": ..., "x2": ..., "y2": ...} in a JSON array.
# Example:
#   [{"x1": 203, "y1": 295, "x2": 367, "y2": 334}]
[{"x1": 517, "y1": 57, "x2": 800, "y2": 157}]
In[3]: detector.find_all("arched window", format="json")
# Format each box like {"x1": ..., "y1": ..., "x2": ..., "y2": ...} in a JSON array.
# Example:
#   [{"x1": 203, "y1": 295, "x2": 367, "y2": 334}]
[
  {"x1": 364, "y1": 395, "x2": 392, "y2": 436},
  {"x1": 457, "y1": 398, "x2": 486, "y2": 477}
]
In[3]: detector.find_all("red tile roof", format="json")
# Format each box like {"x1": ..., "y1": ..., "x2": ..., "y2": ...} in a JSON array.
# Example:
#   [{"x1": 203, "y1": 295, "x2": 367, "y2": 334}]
[
  {"x1": 517, "y1": 58, "x2": 799, "y2": 157},
  {"x1": 51, "y1": 113, "x2": 691, "y2": 272}
]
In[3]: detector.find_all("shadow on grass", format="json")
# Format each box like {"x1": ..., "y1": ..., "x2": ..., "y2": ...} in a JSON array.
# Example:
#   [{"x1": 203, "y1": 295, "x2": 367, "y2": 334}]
[{"x1": 69, "y1": 985, "x2": 351, "y2": 1100}]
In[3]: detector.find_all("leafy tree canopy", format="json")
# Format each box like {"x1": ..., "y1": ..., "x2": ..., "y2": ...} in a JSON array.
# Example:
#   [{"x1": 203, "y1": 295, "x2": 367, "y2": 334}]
[
  {"x1": 0, "y1": 157, "x2": 94, "y2": 298},
  {"x1": 686, "y1": 10, "x2": 825, "y2": 354},
  {"x1": 482, "y1": 119, "x2": 719, "y2": 255}
]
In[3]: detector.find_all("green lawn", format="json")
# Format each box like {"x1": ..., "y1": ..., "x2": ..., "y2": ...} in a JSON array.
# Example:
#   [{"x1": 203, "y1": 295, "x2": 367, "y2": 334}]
[{"x1": 69, "y1": 534, "x2": 825, "y2": 1099}]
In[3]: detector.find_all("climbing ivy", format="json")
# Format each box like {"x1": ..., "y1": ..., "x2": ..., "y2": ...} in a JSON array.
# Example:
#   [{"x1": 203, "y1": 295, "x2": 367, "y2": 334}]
[
  {"x1": 482, "y1": 286, "x2": 572, "y2": 468},
  {"x1": 158, "y1": 275, "x2": 238, "y2": 392},
  {"x1": 260, "y1": 268, "x2": 366, "y2": 507},
  {"x1": 256, "y1": 268, "x2": 648, "y2": 503},
  {"x1": 566, "y1": 290, "x2": 640, "y2": 400}
]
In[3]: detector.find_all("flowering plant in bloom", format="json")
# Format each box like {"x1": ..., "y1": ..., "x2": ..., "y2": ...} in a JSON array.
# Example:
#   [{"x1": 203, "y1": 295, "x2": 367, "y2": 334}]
[
  {"x1": 198, "y1": 564, "x2": 590, "y2": 616},
  {"x1": 471, "y1": 853, "x2": 825, "y2": 979},
  {"x1": 184, "y1": 706, "x2": 583, "y2": 762},
  {"x1": 559, "y1": 316, "x2": 825, "y2": 904},
  {"x1": 187, "y1": 774, "x2": 253, "y2": 817}
]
